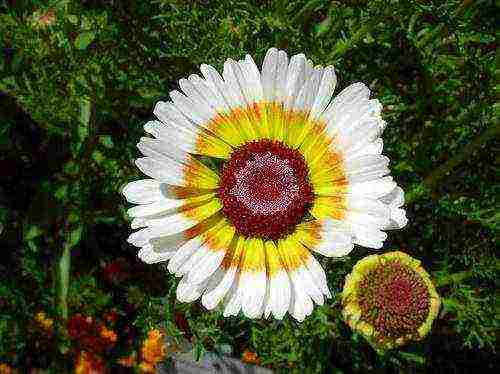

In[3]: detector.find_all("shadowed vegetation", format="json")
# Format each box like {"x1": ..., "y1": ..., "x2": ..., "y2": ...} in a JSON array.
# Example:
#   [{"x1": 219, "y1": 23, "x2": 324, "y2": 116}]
[{"x1": 0, "y1": 0, "x2": 497, "y2": 372}]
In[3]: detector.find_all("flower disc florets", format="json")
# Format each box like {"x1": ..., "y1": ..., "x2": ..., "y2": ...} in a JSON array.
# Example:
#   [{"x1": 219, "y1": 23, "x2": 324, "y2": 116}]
[
  {"x1": 342, "y1": 251, "x2": 440, "y2": 350},
  {"x1": 218, "y1": 139, "x2": 314, "y2": 240}
]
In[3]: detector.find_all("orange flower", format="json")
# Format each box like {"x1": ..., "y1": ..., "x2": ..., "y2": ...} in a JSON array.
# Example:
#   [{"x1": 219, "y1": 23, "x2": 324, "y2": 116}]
[
  {"x1": 138, "y1": 329, "x2": 166, "y2": 372},
  {"x1": 142, "y1": 330, "x2": 166, "y2": 362},
  {"x1": 242, "y1": 350, "x2": 261, "y2": 366},
  {"x1": 74, "y1": 351, "x2": 106, "y2": 374},
  {"x1": 138, "y1": 362, "x2": 155, "y2": 373},
  {"x1": 0, "y1": 363, "x2": 16, "y2": 374},
  {"x1": 117, "y1": 354, "x2": 136, "y2": 367},
  {"x1": 100, "y1": 326, "x2": 117, "y2": 344},
  {"x1": 35, "y1": 311, "x2": 54, "y2": 333}
]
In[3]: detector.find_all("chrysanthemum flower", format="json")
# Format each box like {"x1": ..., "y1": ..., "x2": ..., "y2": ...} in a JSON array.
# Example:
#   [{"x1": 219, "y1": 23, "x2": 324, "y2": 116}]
[
  {"x1": 341, "y1": 251, "x2": 440, "y2": 350},
  {"x1": 123, "y1": 48, "x2": 407, "y2": 321}
]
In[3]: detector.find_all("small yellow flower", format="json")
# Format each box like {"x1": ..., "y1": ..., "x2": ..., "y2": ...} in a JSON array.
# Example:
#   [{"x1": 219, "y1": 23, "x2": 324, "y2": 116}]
[
  {"x1": 341, "y1": 251, "x2": 440, "y2": 350},
  {"x1": 35, "y1": 311, "x2": 54, "y2": 333}
]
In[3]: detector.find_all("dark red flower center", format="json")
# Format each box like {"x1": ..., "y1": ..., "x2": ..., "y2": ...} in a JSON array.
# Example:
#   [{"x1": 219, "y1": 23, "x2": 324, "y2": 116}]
[
  {"x1": 218, "y1": 139, "x2": 314, "y2": 240},
  {"x1": 357, "y1": 260, "x2": 430, "y2": 338}
]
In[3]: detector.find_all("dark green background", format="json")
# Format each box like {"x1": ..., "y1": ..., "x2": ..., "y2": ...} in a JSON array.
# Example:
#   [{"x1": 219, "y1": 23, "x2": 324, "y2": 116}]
[{"x1": 0, "y1": 0, "x2": 498, "y2": 372}]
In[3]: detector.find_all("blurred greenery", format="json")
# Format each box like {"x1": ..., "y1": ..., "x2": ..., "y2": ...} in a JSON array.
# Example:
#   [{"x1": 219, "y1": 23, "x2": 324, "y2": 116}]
[{"x1": 0, "y1": 0, "x2": 498, "y2": 372}]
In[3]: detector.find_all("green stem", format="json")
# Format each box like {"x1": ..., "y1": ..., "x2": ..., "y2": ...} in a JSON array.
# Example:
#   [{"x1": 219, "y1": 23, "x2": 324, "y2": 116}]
[
  {"x1": 56, "y1": 96, "x2": 94, "y2": 321},
  {"x1": 58, "y1": 241, "x2": 72, "y2": 320},
  {"x1": 57, "y1": 224, "x2": 84, "y2": 320}
]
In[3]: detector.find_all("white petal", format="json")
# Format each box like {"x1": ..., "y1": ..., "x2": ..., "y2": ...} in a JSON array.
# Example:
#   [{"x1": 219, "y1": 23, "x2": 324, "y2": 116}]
[
  {"x1": 122, "y1": 179, "x2": 166, "y2": 204},
  {"x1": 351, "y1": 224, "x2": 387, "y2": 249},
  {"x1": 153, "y1": 101, "x2": 199, "y2": 134},
  {"x1": 240, "y1": 54, "x2": 264, "y2": 103},
  {"x1": 345, "y1": 138, "x2": 384, "y2": 159},
  {"x1": 127, "y1": 199, "x2": 184, "y2": 218},
  {"x1": 264, "y1": 270, "x2": 291, "y2": 319},
  {"x1": 381, "y1": 186, "x2": 408, "y2": 229},
  {"x1": 138, "y1": 244, "x2": 176, "y2": 264},
  {"x1": 127, "y1": 227, "x2": 162, "y2": 247},
  {"x1": 179, "y1": 77, "x2": 218, "y2": 118},
  {"x1": 222, "y1": 59, "x2": 248, "y2": 108},
  {"x1": 285, "y1": 53, "x2": 307, "y2": 109},
  {"x1": 293, "y1": 266, "x2": 324, "y2": 306},
  {"x1": 310, "y1": 66, "x2": 337, "y2": 119},
  {"x1": 202, "y1": 266, "x2": 237, "y2": 310},
  {"x1": 186, "y1": 248, "x2": 226, "y2": 285},
  {"x1": 294, "y1": 67, "x2": 323, "y2": 112},
  {"x1": 289, "y1": 275, "x2": 314, "y2": 322},
  {"x1": 325, "y1": 82, "x2": 370, "y2": 116},
  {"x1": 387, "y1": 207, "x2": 408, "y2": 229},
  {"x1": 135, "y1": 157, "x2": 184, "y2": 186},
  {"x1": 127, "y1": 214, "x2": 194, "y2": 247},
  {"x1": 344, "y1": 155, "x2": 390, "y2": 183},
  {"x1": 347, "y1": 197, "x2": 391, "y2": 224},
  {"x1": 144, "y1": 121, "x2": 191, "y2": 154},
  {"x1": 176, "y1": 276, "x2": 209, "y2": 303},
  {"x1": 305, "y1": 256, "x2": 331, "y2": 298},
  {"x1": 170, "y1": 89, "x2": 215, "y2": 126},
  {"x1": 335, "y1": 98, "x2": 373, "y2": 134},
  {"x1": 275, "y1": 50, "x2": 289, "y2": 102},
  {"x1": 312, "y1": 219, "x2": 354, "y2": 257},
  {"x1": 380, "y1": 186, "x2": 405, "y2": 206},
  {"x1": 240, "y1": 271, "x2": 267, "y2": 319},
  {"x1": 339, "y1": 120, "x2": 385, "y2": 154},
  {"x1": 222, "y1": 280, "x2": 243, "y2": 317},
  {"x1": 188, "y1": 74, "x2": 228, "y2": 113},
  {"x1": 137, "y1": 137, "x2": 188, "y2": 165},
  {"x1": 348, "y1": 176, "x2": 397, "y2": 199},
  {"x1": 131, "y1": 217, "x2": 147, "y2": 229},
  {"x1": 200, "y1": 64, "x2": 232, "y2": 112},
  {"x1": 167, "y1": 237, "x2": 203, "y2": 274},
  {"x1": 261, "y1": 48, "x2": 279, "y2": 102},
  {"x1": 176, "y1": 245, "x2": 210, "y2": 277},
  {"x1": 347, "y1": 209, "x2": 389, "y2": 230}
]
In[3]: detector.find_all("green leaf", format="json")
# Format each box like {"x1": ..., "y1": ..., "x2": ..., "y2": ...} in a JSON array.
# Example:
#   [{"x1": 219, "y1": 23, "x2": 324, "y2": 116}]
[
  {"x1": 66, "y1": 225, "x2": 84, "y2": 250},
  {"x1": 63, "y1": 161, "x2": 80, "y2": 176},
  {"x1": 314, "y1": 16, "x2": 332, "y2": 37},
  {"x1": 398, "y1": 352, "x2": 426, "y2": 365},
  {"x1": 99, "y1": 135, "x2": 114, "y2": 148},
  {"x1": 74, "y1": 31, "x2": 96, "y2": 50},
  {"x1": 24, "y1": 225, "x2": 43, "y2": 241}
]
